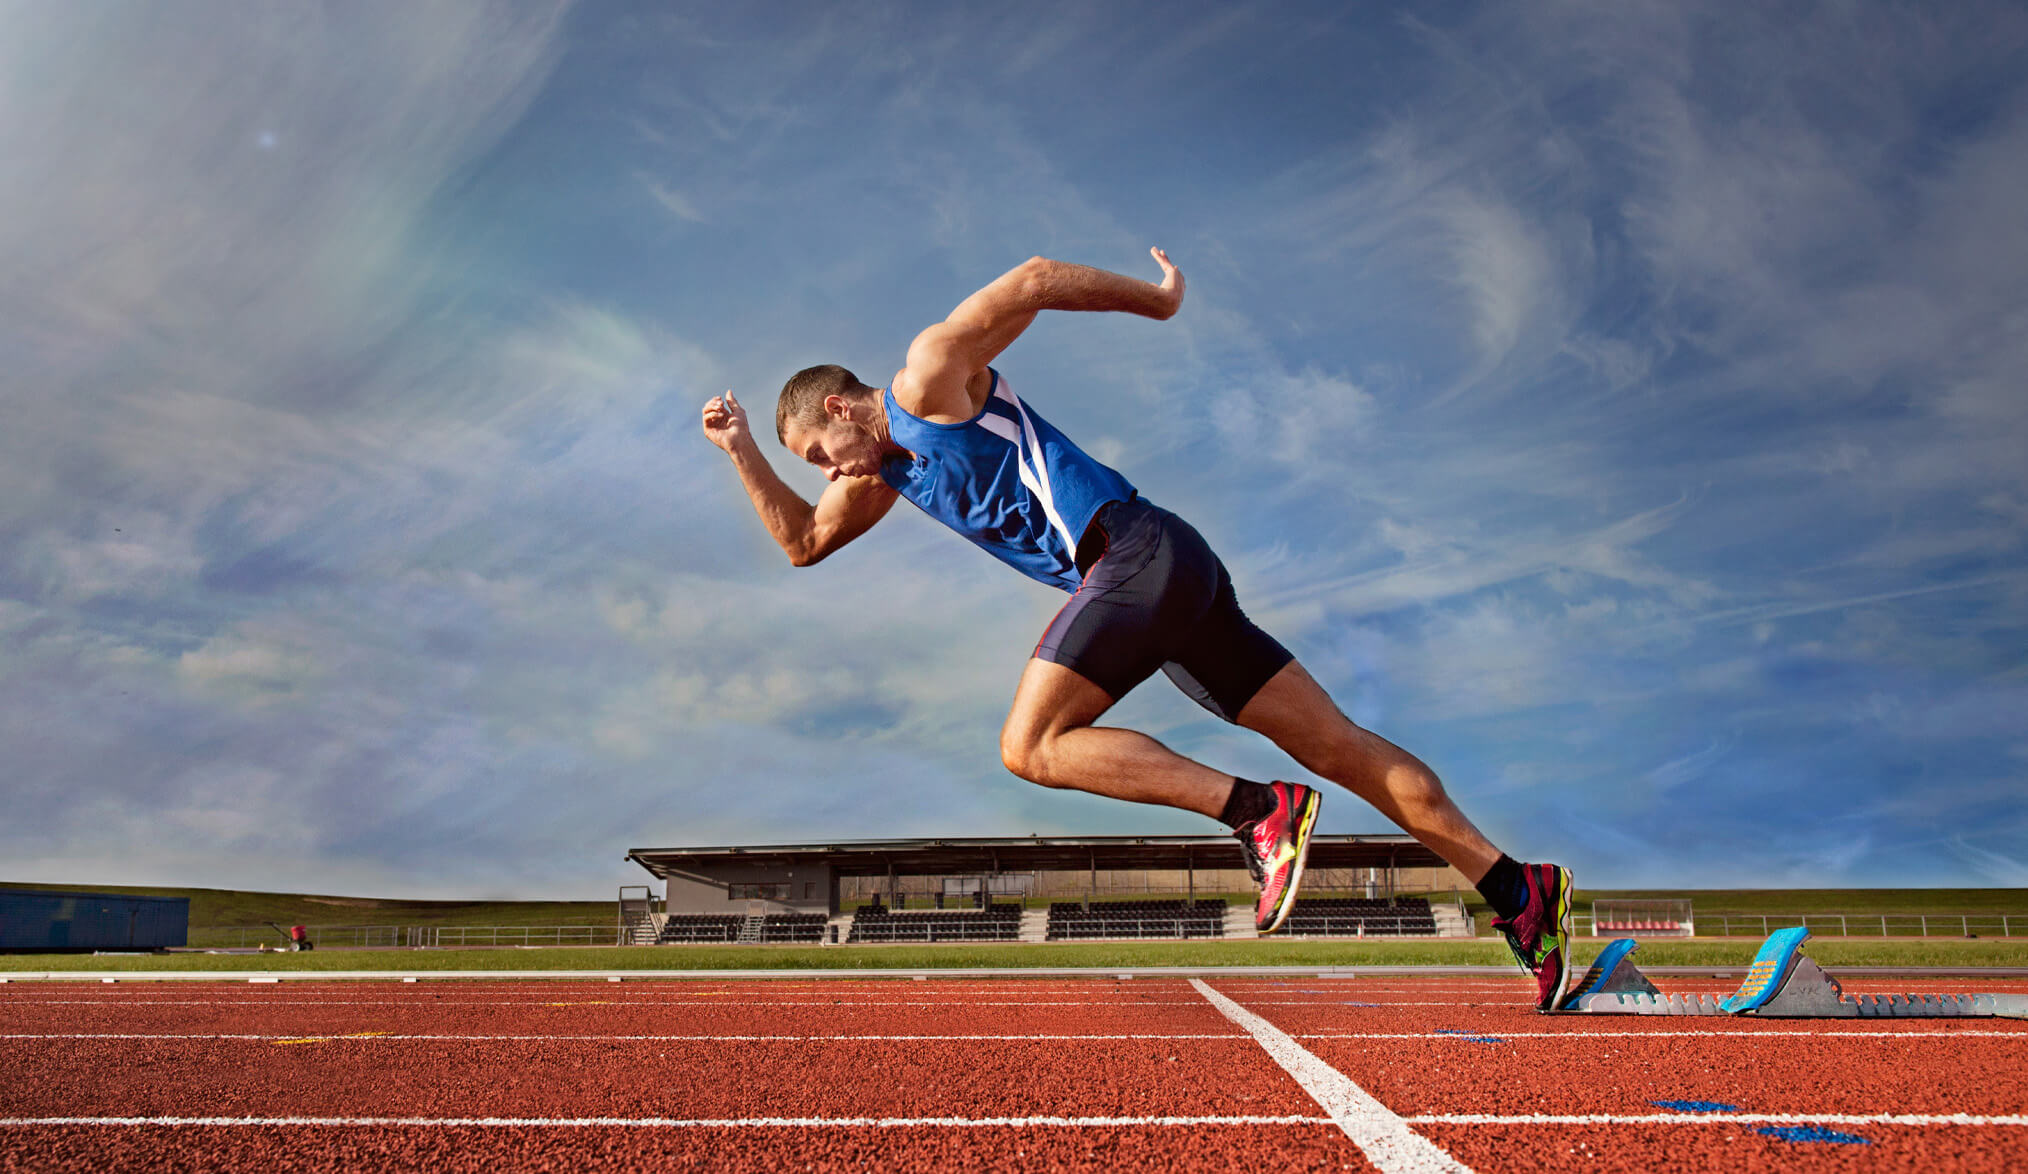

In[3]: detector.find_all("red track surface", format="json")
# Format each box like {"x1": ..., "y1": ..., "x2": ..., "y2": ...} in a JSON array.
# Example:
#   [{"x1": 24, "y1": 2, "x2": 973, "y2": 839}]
[{"x1": 2, "y1": 974, "x2": 2024, "y2": 1172}]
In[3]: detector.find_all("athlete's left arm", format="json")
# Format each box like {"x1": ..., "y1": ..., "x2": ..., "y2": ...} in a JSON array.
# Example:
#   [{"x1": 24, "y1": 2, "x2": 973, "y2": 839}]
[{"x1": 895, "y1": 248, "x2": 1184, "y2": 418}]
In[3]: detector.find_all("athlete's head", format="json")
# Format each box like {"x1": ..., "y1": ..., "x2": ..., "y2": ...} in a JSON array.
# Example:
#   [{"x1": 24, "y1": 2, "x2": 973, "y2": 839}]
[{"x1": 777, "y1": 363, "x2": 886, "y2": 481}]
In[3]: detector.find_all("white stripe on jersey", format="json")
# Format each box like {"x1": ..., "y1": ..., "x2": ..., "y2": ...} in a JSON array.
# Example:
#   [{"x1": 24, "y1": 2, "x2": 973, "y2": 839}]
[{"x1": 993, "y1": 377, "x2": 1079, "y2": 557}]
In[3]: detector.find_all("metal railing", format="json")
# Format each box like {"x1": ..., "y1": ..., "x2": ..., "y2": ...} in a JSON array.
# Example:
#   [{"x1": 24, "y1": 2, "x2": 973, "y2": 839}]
[
  {"x1": 202, "y1": 924, "x2": 620, "y2": 949},
  {"x1": 1044, "y1": 917, "x2": 1225, "y2": 940},
  {"x1": 1693, "y1": 913, "x2": 2020, "y2": 939},
  {"x1": 1275, "y1": 915, "x2": 1440, "y2": 937}
]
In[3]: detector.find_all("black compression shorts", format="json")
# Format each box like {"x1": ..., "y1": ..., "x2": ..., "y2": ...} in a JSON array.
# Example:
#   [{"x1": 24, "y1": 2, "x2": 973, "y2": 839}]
[{"x1": 1033, "y1": 496, "x2": 1294, "y2": 722}]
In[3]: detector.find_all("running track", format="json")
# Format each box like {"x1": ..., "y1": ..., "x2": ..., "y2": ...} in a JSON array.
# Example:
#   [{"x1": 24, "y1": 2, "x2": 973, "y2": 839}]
[{"x1": 2, "y1": 973, "x2": 2025, "y2": 1171}]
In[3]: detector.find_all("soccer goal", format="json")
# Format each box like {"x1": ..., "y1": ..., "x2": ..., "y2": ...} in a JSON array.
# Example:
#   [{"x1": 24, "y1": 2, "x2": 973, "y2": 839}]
[{"x1": 1590, "y1": 898, "x2": 1694, "y2": 937}]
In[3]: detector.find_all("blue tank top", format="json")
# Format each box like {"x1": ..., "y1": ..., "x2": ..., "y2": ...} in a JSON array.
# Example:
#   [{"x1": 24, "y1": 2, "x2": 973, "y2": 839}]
[{"x1": 881, "y1": 370, "x2": 1136, "y2": 592}]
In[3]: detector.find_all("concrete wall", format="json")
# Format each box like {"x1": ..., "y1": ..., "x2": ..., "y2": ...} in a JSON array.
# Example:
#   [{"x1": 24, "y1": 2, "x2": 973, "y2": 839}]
[{"x1": 662, "y1": 863, "x2": 837, "y2": 915}]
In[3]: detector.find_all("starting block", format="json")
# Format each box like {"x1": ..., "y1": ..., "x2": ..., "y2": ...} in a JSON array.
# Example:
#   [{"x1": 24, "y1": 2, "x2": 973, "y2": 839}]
[{"x1": 1557, "y1": 929, "x2": 2028, "y2": 1019}]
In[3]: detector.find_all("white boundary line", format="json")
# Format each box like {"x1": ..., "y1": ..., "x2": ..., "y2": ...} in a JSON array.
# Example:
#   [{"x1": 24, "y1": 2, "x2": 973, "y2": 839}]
[
  {"x1": 1305, "y1": 1029, "x2": 2028, "y2": 1040},
  {"x1": 0, "y1": 999, "x2": 1221, "y2": 1007},
  {"x1": 1409, "y1": 1113, "x2": 2028, "y2": 1127},
  {"x1": 6, "y1": 1029, "x2": 2023, "y2": 1042},
  {"x1": 3, "y1": 1112, "x2": 2020, "y2": 1131},
  {"x1": 1190, "y1": 978, "x2": 1473, "y2": 1174},
  {"x1": 0, "y1": 1115, "x2": 1326, "y2": 1129},
  {"x1": 0, "y1": 1033, "x2": 1245, "y2": 1042}
]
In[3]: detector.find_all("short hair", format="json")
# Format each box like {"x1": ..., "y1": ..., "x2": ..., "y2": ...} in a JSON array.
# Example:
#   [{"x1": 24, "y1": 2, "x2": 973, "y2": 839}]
[{"x1": 776, "y1": 364, "x2": 876, "y2": 444}]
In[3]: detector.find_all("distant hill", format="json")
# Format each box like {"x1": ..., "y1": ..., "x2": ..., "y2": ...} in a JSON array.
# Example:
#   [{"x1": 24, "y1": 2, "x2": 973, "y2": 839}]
[{"x1": 0, "y1": 880, "x2": 613, "y2": 931}]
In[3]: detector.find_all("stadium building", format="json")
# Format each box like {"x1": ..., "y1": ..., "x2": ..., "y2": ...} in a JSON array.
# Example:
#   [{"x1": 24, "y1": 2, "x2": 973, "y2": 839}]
[{"x1": 623, "y1": 834, "x2": 1471, "y2": 946}]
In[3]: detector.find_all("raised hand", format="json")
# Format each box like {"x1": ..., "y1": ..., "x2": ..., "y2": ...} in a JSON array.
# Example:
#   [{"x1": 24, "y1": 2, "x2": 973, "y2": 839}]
[
  {"x1": 1150, "y1": 246, "x2": 1184, "y2": 317},
  {"x1": 702, "y1": 389, "x2": 750, "y2": 454}
]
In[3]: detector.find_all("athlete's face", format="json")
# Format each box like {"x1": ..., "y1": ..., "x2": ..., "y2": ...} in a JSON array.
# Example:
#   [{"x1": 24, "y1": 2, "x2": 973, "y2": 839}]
[{"x1": 787, "y1": 407, "x2": 881, "y2": 482}]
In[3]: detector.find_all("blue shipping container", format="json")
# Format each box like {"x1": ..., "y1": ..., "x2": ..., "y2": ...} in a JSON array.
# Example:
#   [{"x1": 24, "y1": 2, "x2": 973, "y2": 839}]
[{"x1": 0, "y1": 890, "x2": 191, "y2": 951}]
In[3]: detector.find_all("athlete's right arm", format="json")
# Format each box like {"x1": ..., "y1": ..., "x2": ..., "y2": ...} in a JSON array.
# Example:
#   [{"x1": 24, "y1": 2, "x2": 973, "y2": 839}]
[
  {"x1": 702, "y1": 391, "x2": 899, "y2": 566},
  {"x1": 896, "y1": 248, "x2": 1184, "y2": 420}
]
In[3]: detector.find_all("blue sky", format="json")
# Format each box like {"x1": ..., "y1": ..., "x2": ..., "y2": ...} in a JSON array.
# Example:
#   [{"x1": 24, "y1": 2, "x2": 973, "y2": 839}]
[{"x1": 2, "y1": 2, "x2": 2024, "y2": 898}]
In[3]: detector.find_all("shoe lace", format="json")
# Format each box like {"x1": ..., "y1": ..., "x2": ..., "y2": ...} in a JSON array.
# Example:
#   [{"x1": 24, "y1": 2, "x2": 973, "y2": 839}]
[{"x1": 1232, "y1": 824, "x2": 1267, "y2": 884}]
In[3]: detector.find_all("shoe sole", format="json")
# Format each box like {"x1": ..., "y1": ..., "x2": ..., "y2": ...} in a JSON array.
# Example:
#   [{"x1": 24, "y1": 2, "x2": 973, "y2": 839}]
[
  {"x1": 1257, "y1": 789, "x2": 1321, "y2": 935},
  {"x1": 1537, "y1": 866, "x2": 1575, "y2": 1011}
]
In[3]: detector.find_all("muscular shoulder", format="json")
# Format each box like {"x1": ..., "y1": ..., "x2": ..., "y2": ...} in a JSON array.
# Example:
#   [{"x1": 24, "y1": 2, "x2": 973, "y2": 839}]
[{"x1": 893, "y1": 356, "x2": 993, "y2": 425}]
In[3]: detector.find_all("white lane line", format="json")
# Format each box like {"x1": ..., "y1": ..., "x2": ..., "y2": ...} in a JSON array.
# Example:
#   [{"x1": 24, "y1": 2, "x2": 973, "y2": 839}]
[
  {"x1": 1302, "y1": 1029, "x2": 2028, "y2": 1040},
  {"x1": 7, "y1": 1029, "x2": 2021, "y2": 1042},
  {"x1": 3, "y1": 1113, "x2": 2022, "y2": 1131},
  {"x1": 0, "y1": 1115, "x2": 1329, "y2": 1129},
  {"x1": 1408, "y1": 1113, "x2": 2028, "y2": 1127},
  {"x1": 0, "y1": 1001, "x2": 1216, "y2": 1009},
  {"x1": 0, "y1": 1033, "x2": 1245, "y2": 1042},
  {"x1": 1191, "y1": 978, "x2": 1473, "y2": 1174}
]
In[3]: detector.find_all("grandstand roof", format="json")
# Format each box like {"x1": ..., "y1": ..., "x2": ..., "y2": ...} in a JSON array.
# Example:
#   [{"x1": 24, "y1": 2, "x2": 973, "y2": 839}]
[{"x1": 626, "y1": 834, "x2": 1446, "y2": 879}]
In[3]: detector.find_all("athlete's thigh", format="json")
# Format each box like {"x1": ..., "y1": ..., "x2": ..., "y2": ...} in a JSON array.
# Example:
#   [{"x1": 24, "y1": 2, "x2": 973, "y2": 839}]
[
  {"x1": 1232, "y1": 657, "x2": 1358, "y2": 756},
  {"x1": 1236, "y1": 658, "x2": 1428, "y2": 795},
  {"x1": 1004, "y1": 656, "x2": 1118, "y2": 750}
]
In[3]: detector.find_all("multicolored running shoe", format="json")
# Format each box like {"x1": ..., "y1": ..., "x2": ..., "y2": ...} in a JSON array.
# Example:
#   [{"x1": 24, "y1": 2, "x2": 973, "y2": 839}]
[
  {"x1": 1492, "y1": 862, "x2": 1575, "y2": 1011},
  {"x1": 1233, "y1": 781, "x2": 1321, "y2": 934}
]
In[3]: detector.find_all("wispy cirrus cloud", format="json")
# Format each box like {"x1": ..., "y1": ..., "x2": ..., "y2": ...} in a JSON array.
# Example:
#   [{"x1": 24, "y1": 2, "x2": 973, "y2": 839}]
[{"x1": 3, "y1": 1, "x2": 2023, "y2": 896}]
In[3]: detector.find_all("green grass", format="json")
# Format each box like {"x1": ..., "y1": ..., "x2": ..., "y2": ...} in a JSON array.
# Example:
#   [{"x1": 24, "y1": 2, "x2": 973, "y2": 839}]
[{"x1": 5, "y1": 936, "x2": 2027, "y2": 973}]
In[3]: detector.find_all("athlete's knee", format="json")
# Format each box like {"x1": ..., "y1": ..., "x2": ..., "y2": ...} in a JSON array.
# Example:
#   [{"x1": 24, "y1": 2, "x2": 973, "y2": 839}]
[
  {"x1": 999, "y1": 723, "x2": 1046, "y2": 783},
  {"x1": 999, "y1": 725, "x2": 1071, "y2": 787}
]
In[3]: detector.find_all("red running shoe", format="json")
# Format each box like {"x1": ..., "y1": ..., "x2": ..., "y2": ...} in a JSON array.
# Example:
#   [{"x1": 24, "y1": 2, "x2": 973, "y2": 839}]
[
  {"x1": 1491, "y1": 862, "x2": 1574, "y2": 1011},
  {"x1": 1233, "y1": 781, "x2": 1321, "y2": 934}
]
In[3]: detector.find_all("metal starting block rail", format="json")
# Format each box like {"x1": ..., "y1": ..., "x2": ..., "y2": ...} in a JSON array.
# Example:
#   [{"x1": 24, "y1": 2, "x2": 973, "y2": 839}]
[{"x1": 1557, "y1": 928, "x2": 2028, "y2": 1019}]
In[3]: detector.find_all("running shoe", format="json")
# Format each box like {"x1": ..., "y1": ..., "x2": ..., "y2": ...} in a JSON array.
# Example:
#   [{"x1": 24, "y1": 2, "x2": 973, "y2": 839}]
[
  {"x1": 1492, "y1": 862, "x2": 1575, "y2": 1011},
  {"x1": 1233, "y1": 781, "x2": 1321, "y2": 934}
]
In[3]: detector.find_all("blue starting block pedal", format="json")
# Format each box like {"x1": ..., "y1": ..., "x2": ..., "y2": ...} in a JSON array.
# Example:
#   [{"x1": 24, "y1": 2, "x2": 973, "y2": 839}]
[
  {"x1": 1718, "y1": 926, "x2": 1812, "y2": 1013},
  {"x1": 1556, "y1": 928, "x2": 2028, "y2": 1019},
  {"x1": 1557, "y1": 939, "x2": 1723, "y2": 1015}
]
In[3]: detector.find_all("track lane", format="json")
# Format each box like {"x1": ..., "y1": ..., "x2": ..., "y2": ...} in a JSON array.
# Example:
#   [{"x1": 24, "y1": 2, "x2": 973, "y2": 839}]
[
  {"x1": 0, "y1": 979, "x2": 1241, "y2": 1039},
  {"x1": 7, "y1": 975, "x2": 2027, "y2": 1172},
  {"x1": 0, "y1": 1122, "x2": 1371, "y2": 1174},
  {"x1": 1203, "y1": 976, "x2": 2028, "y2": 1173}
]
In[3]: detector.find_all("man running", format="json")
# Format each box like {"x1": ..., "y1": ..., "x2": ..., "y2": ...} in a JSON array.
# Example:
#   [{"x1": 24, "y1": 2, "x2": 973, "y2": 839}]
[{"x1": 701, "y1": 248, "x2": 1576, "y2": 1008}]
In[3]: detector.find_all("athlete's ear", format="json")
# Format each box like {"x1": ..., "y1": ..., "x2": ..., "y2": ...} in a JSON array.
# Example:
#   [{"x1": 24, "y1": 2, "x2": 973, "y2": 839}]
[{"x1": 823, "y1": 393, "x2": 852, "y2": 421}]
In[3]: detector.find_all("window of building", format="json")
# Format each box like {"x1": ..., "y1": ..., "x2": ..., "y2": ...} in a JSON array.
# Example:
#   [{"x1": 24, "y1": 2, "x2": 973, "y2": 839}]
[{"x1": 728, "y1": 883, "x2": 786, "y2": 901}]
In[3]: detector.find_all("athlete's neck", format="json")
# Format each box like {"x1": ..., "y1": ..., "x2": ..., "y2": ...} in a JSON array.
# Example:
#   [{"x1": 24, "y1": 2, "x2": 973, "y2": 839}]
[{"x1": 869, "y1": 393, "x2": 909, "y2": 460}]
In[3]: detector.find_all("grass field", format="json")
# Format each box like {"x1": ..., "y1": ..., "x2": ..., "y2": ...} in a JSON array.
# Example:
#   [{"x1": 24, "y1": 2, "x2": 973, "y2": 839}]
[{"x1": 5, "y1": 937, "x2": 2028, "y2": 973}]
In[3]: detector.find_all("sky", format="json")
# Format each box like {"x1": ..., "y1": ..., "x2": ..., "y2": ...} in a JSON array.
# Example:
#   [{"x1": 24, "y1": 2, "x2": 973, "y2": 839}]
[{"x1": 2, "y1": 1, "x2": 2025, "y2": 899}]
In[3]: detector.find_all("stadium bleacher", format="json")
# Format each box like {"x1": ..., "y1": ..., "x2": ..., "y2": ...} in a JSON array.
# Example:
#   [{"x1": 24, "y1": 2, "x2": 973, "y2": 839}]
[
  {"x1": 657, "y1": 914, "x2": 743, "y2": 944},
  {"x1": 846, "y1": 902, "x2": 1023, "y2": 943},
  {"x1": 1045, "y1": 898, "x2": 1227, "y2": 940},
  {"x1": 757, "y1": 912, "x2": 827, "y2": 944},
  {"x1": 1278, "y1": 895, "x2": 1436, "y2": 936}
]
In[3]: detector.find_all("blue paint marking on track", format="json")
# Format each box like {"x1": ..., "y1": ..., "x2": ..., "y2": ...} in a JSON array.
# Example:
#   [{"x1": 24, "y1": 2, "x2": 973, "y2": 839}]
[
  {"x1": 1652, "y1": 1099, "x2": 1740, "y2": 1113},
  {"x1": 1434, "y1": 1028, "x2": 1505, "y2": 1043},
  {"x1": 1755, "y1": 1126, "x2": 1871, "y2": 1145}
]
